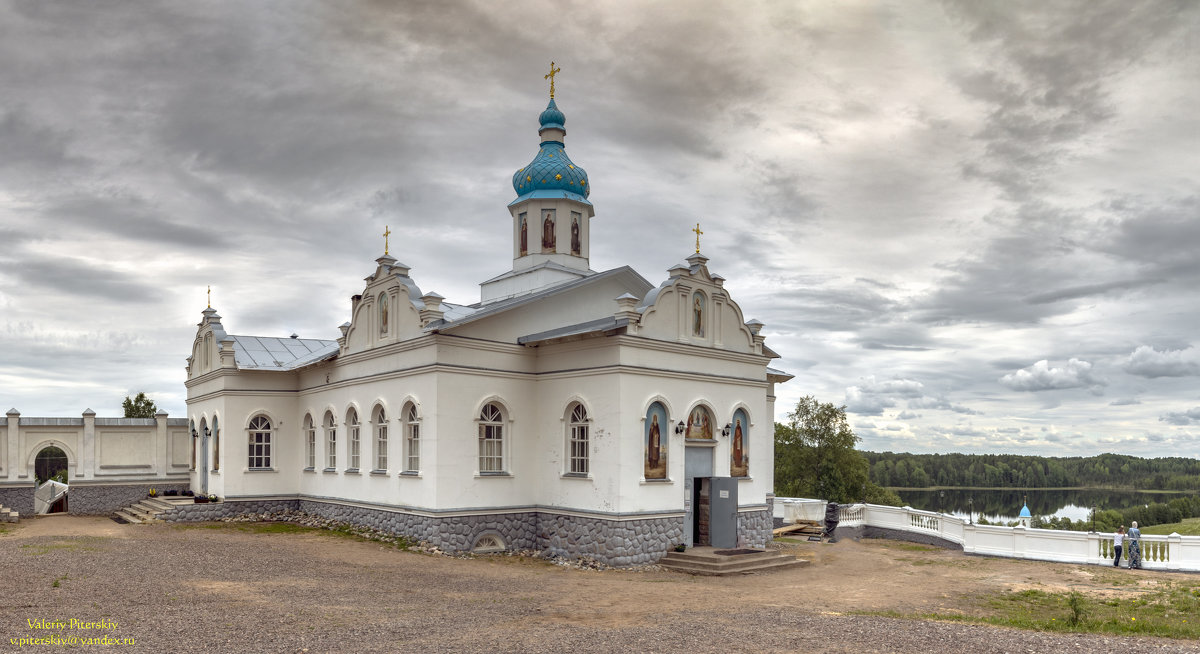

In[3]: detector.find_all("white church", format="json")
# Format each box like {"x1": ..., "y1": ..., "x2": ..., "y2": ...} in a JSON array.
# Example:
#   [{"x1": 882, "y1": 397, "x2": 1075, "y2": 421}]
[{"x1": 185, "y1": 76, "x2": 791, "y2": 564}]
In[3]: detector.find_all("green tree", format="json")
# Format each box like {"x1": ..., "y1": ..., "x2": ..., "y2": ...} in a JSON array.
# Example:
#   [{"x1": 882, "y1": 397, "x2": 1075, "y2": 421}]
[
  {"x1": 774, "y1": 396, "x2": 900, "y2": 505},
  {"x1": 122, "y1": 392, "x2": 157, "y2": 418}
]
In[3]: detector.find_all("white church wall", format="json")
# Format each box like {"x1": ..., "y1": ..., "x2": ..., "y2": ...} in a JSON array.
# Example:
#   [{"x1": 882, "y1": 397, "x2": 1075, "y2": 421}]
[
  {"x1": 95, "y1": 430, "x2": 153, "y2": 471},
  {"x1": 454, "y1": 273, "x2": 643, "y2": 342}
]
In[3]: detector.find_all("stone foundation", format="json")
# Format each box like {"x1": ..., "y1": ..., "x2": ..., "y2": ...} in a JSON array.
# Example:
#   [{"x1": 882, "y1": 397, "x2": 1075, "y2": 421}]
[
  {"x1": 155, "y1": 497, "x2": 705, "y2": 565},
  {"x1": 736, "y1": 509, "x2": 773, "y2": 549},
  {"x1": 537, "y1": 513, "x2": 684, "y2": 565},
  {"x1": 0, "y1": 485, "x2": 35, "y2": 516},
  {"x1": 68, "y1": 482, "x2": 190, "y2": 515}
]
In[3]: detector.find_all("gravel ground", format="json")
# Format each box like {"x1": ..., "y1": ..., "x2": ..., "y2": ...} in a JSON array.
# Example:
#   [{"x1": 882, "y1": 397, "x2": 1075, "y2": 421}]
[{"x1": 1, "y1": 516, "x2": 1197, "y2": 653}]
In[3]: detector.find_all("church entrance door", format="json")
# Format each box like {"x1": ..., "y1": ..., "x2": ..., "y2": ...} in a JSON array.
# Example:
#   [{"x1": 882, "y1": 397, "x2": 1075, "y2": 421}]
[{"x1": 683, "y1": 445, "x2": 713, "y2": 546}]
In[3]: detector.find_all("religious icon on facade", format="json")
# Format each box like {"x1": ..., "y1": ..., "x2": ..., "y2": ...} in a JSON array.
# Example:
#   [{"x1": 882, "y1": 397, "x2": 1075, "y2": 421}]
[
  {"x1": 731, "y1": 409, "x2": 748, "y2": 477},
  {"x1": 644, "y1": 403, "x2": 667, "y2": 479},
  {"x1": 519, "y1": 213, "x2": 528, "y2": 256},
  {"x1": 570, "y1": 213, "x2": 581, "y2": 255},
  {"x1": 692, "y1": 291, "x2": 705, "y2": 337},
  {"x1": 379, "y1": 293, "x2": 389, "y2": 335},
  {"x1": 686, "y1": 406, "x2": 713, "y2": 440},
  {"x1": 542, "y1": 209, "x2": 556, "y2": 252}
]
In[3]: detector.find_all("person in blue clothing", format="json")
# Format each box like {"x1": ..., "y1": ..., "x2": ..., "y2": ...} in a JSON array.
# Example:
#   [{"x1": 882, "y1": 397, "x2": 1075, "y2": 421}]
[{"x1": 1127, "y1": 521, "x2": 1142, "y2": 569}]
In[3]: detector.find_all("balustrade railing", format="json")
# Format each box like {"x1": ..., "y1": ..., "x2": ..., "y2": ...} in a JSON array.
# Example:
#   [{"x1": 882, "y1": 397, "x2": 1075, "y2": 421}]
[{"x1": 775, "y1": 498, "x2": 1197, "y2": 572}]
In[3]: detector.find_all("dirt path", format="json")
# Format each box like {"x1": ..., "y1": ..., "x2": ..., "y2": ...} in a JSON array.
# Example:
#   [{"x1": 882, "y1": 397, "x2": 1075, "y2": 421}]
[{"x1": 0, "y1": 516, "x2": 1192, "y2": 653}]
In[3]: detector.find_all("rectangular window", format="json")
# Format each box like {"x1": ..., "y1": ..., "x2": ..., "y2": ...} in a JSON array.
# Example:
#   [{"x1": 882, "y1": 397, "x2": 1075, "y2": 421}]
[
  {"x1": 406, "y1": 423, "x2": 420, "y2": 472},
  {"x1": 249, "y1": 433, "x2": 271, "y2": 469},
  {"x1": 376, "y1": 424, "x2": 387, "y2": 471},
  {"x1": 349, "y1": 424, "x2": 360, "y2": 470},
  {"x1": 479, "y1": 424, "x2": 503, "y2": 472},
  {"x1": 327, "y1": 428, "x2": 336, "y2": 469},
  {"x1": 569, "y1": 424, "x2": 589, "y2": 474},
  {"x1": 306, "y1": 427, "x2": 315, "y2": 469}
]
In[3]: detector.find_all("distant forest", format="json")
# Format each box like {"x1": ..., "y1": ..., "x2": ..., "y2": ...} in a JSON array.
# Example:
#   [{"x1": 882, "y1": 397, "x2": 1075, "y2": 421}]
[{"x1": 863, "y1": 452, "x2": 1200, "y2": 491}]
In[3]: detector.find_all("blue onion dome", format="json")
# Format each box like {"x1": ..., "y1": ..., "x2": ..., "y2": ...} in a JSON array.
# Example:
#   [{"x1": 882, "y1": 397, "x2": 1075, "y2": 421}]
[
  {"x1": 539, "y1": 98, "x2": 565, "y2": 130},
  {"x1": 1019, "y1": 503, "x2": 1032, "y2": 518},
  {"x1": 512, "y1": 99, "x2": 590, "y2": 202}
]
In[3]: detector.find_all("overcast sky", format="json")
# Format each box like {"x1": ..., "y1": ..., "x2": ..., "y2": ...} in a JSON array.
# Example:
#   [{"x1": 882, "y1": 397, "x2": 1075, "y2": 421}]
[{"x1": 2, "y1": 1, "x2": 1198, "y2": 457}]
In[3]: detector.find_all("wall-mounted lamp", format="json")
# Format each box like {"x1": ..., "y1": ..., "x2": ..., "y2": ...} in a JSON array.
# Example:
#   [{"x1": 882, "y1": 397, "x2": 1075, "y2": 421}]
[
  {"x1": 721, "y1": 423, "x2": 732, "y2": 438},
  {"x1": 674, "y1": 420, "x2": 686, "y2": 435}
]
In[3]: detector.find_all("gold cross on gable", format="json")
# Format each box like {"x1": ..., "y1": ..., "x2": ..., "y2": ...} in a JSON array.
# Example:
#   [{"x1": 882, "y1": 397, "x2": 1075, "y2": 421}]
[
  {"x1": 383, "y1": 225, "x2": 391, "y2": 255},
  {"x1": 207, "y1": 285, "x2": 211, "y2": 309},
  {"x1": 544, "y1": 61, "x2": 562, "y2": 99},
  {"x1": 692, "y1": 223, "x2": 703, "y2": 253}
]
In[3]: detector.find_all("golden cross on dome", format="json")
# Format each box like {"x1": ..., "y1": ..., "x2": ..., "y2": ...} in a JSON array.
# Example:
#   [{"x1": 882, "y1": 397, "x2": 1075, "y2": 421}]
[
  {"x1": 383, "y1": 225, "x2": 392, "y2": 255},
  {"x1": 207, "y1": 285, "x2": 211, "y2": 308},
  {"x1": 544, "y1": 61, "x2": 562, "y2": 99},
  {"x1": 692, "y1": 223, "x2": 703, "y2": 253}
]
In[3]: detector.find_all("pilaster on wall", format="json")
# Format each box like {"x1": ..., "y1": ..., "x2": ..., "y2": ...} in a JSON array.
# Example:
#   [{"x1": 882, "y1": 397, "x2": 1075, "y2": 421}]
[
  {"x1": 2, "y1": 409, "x2": 16, "y2": 479},
  {"x1": 155, "y1": 412, "x2": 168, "y2": 478},
  {"x1": 82, "y1": 409, "x2": 96, "y2": 480}
]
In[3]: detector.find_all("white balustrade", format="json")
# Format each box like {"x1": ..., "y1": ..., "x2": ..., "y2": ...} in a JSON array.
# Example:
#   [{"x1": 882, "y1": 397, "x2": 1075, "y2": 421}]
[{"x1": 774, "y1": 497, "x2": 1200, "y2": 572}]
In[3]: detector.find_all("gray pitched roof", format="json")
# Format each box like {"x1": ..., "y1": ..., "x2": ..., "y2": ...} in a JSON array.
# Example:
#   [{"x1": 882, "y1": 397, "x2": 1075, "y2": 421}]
[{"x1": 230, "y1": 335, "x2": 338, "y2": 370}]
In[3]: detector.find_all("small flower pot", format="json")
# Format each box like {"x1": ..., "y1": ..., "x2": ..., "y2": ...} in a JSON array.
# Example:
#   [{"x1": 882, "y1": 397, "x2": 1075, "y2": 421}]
[{"x1": 194, "y1": 497, "x2": 209, "y2": 504}]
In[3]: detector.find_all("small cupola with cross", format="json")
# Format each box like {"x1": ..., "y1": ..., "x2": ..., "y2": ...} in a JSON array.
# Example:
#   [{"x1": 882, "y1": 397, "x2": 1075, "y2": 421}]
[{"x1": 483, "y1": 62, "x2": 596, "y2": 303}]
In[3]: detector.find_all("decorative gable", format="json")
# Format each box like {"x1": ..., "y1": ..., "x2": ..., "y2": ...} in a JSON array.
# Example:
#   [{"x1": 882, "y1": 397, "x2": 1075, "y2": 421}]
[
  {"x1": 634, "y1": 253, "x2": 763, "y2": 355},
  {"x1": 342, "y1": 255, "x2": 431, "y2": 354}
]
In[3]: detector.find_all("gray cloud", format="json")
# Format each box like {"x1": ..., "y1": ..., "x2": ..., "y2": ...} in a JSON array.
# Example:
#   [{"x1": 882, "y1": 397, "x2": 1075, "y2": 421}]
[
  {"x1": 1123, "y1": 345, "x2": 1200, "y2": 378},
  {"x1": 999, "y1": 358, "x2": 1105, "y2": 392},
  {"x1": 1160, "y1": 408, "x2": 1200, "y2": 426}
]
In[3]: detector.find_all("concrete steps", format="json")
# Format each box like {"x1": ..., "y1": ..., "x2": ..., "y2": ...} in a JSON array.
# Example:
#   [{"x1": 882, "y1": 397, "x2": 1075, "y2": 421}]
[
  {"x1": 113, "y1": 497, "x2": 176, "y2": 524},
  {"x1": 0, "y1": 504, "x2": 17, "y2": 523},
  {"x1": 658, "y1": 546, "x2": 808, "y2": 576}
]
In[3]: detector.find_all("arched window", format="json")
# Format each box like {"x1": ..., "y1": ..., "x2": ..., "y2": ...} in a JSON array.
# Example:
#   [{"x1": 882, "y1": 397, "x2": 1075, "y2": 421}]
[
  {"x1": 379, "y1": 293, "x2": 389, "y2": 336},
  {"x1": 212, "y1": 416, "x2": 220, "y2": 472},
  {"x1": 373, "y1": 406, "x2": 387, "y2": 471},
  {"x1": 248, "y1": 415, "x2": 272, "y2": 469},
  {"x1": 478, "y1": 403, "x2": 505, "y2": 473},
  {"x1": 731, "y1": 408, "x2": 749, "y2": 478},
  {"x1": 189, "y1": 419, "x2": 197, "y2": 471},
  {"x1": 644, "y1": 402, "x2": 668, "y2": 480},
  {"x1": 404, "y1": 403, "x2": 420, "y2": 473},
  {"x1": 347, "y1": 408, "x2": 360, "y2": 470},
  {"x1": 304, "y1": 414, "x2": 316, "y2": 469},
  {"x1": 325, "y1": 411, "x2": 337, "y2": 469},
  {"x1": 199, "y1": 417, "x2": 208, "y2": 471},
  {"x1": 567, "y1": 403, "x2": 589, "y2": 475}
]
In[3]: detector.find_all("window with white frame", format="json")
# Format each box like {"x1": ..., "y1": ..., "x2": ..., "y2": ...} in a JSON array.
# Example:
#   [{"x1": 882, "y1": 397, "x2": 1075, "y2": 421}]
[
  {"x1": 347, "y1": 408, "x2": 360, "y2": 470},
  {"x1": 374, "y1": 406, "x2": 388, "y2": 471},
  {"x1": 567, "y1": 403, "x2": 589, "y2": 475},
  {"x1": 477, "y1": 403, "x2": 504, "y2": 473},
  {"x1": 325, "y1": 411, "x2": 337, "y2": 469},
  {"x1": 212, "y1": 416, "x2": 220, "y2": 472},
  {"x1": 404, "y1": 403, "x2": 420, "y2": 472},
  {"x1": 304, "y1": 414, "x2": 315, "y2": 469},
  {"x1": 248, "y1": 415, "x2": 272, "y2": 469}
]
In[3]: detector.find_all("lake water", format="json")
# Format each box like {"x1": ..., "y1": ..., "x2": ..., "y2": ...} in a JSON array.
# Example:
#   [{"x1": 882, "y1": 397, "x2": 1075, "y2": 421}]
[{"x1": 893, "y1": 488, "x2": 1196, "y2": 524}]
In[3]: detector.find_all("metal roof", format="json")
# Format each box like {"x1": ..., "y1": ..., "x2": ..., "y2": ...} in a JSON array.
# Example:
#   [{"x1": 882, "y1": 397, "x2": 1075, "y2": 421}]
[{"x1": 230, "y1": 335, "x2": 338, "y2": 370}]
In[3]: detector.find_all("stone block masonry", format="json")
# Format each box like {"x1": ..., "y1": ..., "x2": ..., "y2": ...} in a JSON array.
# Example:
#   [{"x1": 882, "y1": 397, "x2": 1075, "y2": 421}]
[
  {"x1": 68, "y1": 483, "x2": 190, "y2": 515},
  {"x1": 0, "y1": 485, "x2": 35, "y2": 516},
  {"x1": 156, "y1": 497, "x2": 711, "y2": 566},
  {"x1": 737, "y1": 509, "x2": 773, "y2": 549}
]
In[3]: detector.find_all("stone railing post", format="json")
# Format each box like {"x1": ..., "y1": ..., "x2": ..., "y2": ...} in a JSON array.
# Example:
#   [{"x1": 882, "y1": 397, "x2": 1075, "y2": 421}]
[
  {"x1": 1169, "y1": 532, "x2": 1182, "y2": 570},
  {"x1": 962, "y1": 522, "x2": 976, "y2": 554},
  {"x1": 1012, "y1": 525, "x2": 1026, "y2": 558},
  {"x1": 1087, "y1": 531, "x2": 1102, "y2": 565}
]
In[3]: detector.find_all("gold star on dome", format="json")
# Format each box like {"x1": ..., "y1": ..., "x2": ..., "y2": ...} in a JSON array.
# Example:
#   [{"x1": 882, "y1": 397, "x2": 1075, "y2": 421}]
[
  {"x1": 526, "y1": 175, "x2": 531, "y2": 182},
  {"x1": 555, "y1": 173, "x2": 562, "y2": 180},
  {"x1": 547, "y1": 153, "x2": 554, "y2": 157},
  {"x1": 568, "y1": 165, "x2": 574, "y2": 169}
]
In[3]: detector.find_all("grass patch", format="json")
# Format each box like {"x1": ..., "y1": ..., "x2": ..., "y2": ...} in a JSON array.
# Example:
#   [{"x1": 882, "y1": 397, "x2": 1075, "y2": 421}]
[
  {"x1": 859, "y1": 582, "x2": 1200, "y2": 640},
  {"x1": 51, "y1": 575, "x2": 68, "y2": 588},
  {"x1": 20, "y1": 540, "x2": 100, "y2": 556},
  {"x1": 1142, "y1": 520, "x2": 1200, "y2": 536}
]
